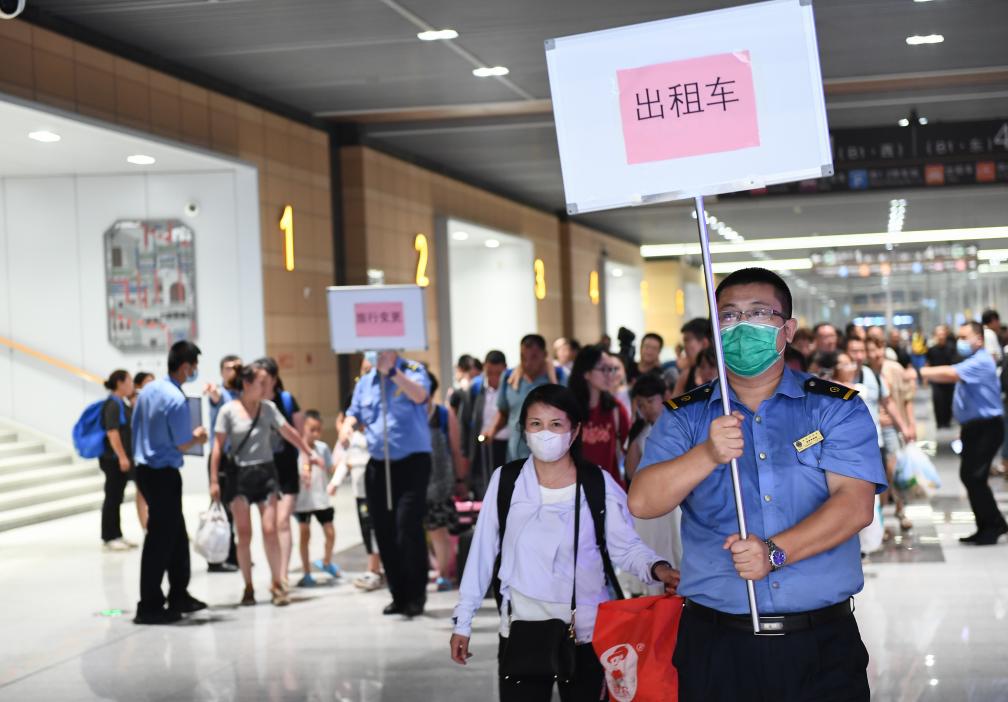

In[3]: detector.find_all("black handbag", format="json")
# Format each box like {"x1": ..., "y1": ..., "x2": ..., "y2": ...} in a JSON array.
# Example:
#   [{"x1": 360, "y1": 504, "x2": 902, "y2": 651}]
[{"x1": 500, "y1": 472, "x2": 583, "y2": 684}]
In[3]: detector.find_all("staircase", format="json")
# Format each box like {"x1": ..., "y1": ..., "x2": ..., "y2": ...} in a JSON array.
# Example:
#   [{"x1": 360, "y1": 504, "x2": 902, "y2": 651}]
[{"x1": 0, "y1": 420, "x2": 128, "y2": 532}]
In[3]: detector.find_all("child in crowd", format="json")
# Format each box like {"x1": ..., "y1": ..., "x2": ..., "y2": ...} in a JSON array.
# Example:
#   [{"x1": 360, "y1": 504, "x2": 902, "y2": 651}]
[
  {"x1": 294, "y1": 410, "x2": 340, "y2": 587},
  {"x1": 330, "y1": 408, "x2": 386, "y2": 591}
]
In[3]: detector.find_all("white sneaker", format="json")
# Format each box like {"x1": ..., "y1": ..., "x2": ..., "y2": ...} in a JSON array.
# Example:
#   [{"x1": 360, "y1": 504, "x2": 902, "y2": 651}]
[
  {"x1": 353, "y1": 571, "x2": 386, "y2": 591},
  {"x1": 103, "y1": 539, "x2": 132, "y2": 552},
  {"x1": 121, "y1": 538, "x2": 139, "y2": 549}
]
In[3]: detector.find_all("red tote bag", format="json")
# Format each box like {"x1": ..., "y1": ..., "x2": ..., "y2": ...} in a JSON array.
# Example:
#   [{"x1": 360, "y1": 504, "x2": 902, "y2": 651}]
[{"x1": 592, "y1": 594, "x2": 684, "y2": 702}]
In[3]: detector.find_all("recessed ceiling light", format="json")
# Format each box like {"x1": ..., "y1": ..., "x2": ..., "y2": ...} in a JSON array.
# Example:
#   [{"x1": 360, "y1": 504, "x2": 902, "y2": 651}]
[
  {"x1": 918, "y1": 116, "x2": 929, "y2": 125},
  {"x1": 906, "y1": 34, "x2": 943, "y2": 45},
  {"x1": 28, "y1": 130, "x2": 61, "y2": 143},
  {"x1": 452, "y1": 231, "x2": 469, "y2": 241},
  {"x1": 898, "y1": 118, "x2": 910, "y2": 127},
  {"x1": 473, "y1": 66, "x2": 509, "y2": 78},
  {"x1": 127, "y1": 154, "x2": 156, "y2": 165},
  {"x1": 612, "y1": 268, "x2": 624, "y2": 277},
  {"x1": 484, "y1": 239, "x2": 501, "y2": 249},
  {"x1": 418, "y1": 29, "x2": 458, "y2": 41}
]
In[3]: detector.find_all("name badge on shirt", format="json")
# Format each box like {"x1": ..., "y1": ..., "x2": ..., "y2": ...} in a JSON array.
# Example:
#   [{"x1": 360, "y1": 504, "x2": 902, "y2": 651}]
[{"x1": 793, "y1": 430, "x2": 824, "y2": 452}]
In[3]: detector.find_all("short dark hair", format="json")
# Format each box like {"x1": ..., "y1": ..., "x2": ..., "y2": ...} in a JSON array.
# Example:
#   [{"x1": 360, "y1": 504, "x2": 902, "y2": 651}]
[
  {"x1": 680, "y1": 318, "x2": 713, "y2": 341},
  {"x1": 104, "y1": 369, "x2": 130, "y2": 392},
  {"x1": 843, "y1": 336, "x2": 865, "y2": 351},
  {"x1": 784, "y1": 345, "x2": 809, "y2": 371},
  {"x1": 133, "y1": 371, "x2": 154, "y2": 388},
  {"x1": 811, "y1": 350, "x2": 838, "y2": 372},
  {"x1": 844, "y1": 323, "x2": 864, "y2": 340},
  {"x1": 520, "y1": 334, "x2": 547, "y2": 351},
  {"x1": 630, "y1": 373, "x2": 666, "y2": 400},
  {"x1": 962, "y1": 321, "x2": 984, "y2": 339},
  {"x1": 813, "y1": 323, "x2": 837, "y2": 336},
  {"x1": 518, "y1": 384, "x2": 585, "y2": 462},
  {"x1": 427, "y1": 369, "x2": 439, "y2": 398},
  {"x1": 484, "y1": 350, "x2": 507, "y2": 366},
  {"x1": 303, "y1": 409, "x2": 322, "y2": 423},
  {"x1": 793, "y1": 327, "x2": 814, "y2": 344},
  {"x1": 641, "y1": 332, "x2": 664, "y2": 348},
  {"x1": 167, "y1": 340, "x2": 201, "y2": 373},
  {"x1": 982, "y1": 309, "x2": 1000, "y2": 325},
  {"x1": 695, "y1": 347, "x2": 718, "y2": 368},
  {"x1": 714, "y1": 267, "x2": 793, "y2": 319},
  {"x1": 866, "y1": 336, "x2": 885, "y2": 349},
  {"x1": 456, "y1": 354, "x2": 477, "y2": 371},
  {"x1": 569, "y1": 338, "x2": 582, "y2": 353},
  {"x1": 220, "y1": 354, "x2": 241, "y2": 371}
]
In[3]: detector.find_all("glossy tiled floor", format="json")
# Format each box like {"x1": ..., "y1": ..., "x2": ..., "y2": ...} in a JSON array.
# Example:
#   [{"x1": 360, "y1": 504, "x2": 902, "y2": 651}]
[{"x1": 1, "y1": 390, "x2": 1007, "y2": 701}]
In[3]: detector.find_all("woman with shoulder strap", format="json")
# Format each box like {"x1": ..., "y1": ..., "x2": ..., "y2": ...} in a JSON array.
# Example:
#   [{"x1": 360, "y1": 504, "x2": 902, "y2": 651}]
[
  {"x1": 449, "y1": 384, "x2": 679, "y2": 701},
  {"x1": 209, "y1": 361, "x2": 321, "y2": 607}
]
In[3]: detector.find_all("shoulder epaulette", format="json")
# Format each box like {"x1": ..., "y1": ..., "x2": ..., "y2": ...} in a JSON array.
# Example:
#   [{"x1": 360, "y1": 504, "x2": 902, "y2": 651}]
[
  {"x1": 405, "y1": 361, "x2": 422, "y2": 372},
  {"x1": 804, "y1": 377, "x2": 858, "y2": 400},
  {"x1": 664, "y1": 382, "x2": 714, "y2": 411}
]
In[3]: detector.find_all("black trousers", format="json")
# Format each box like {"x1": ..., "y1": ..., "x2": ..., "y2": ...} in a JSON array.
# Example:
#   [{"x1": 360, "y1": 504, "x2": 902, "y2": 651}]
[
  {"x1": 99, "y1": 458, "x2": 132, "y2": 542},
  {"x1": 365, "y1": 452, "x2": 431, "y2": 607},
  {"x1": 960, "y1": 417, "x2": 1007, "y2": 533},
  {"x1": 135, "y1": 465, "x2": 191, "y2": 613},
  {"x1": 931, "y1": 383, "x2": 955, "y2": 428},
  {"x1": 673, "y1": 605, "x2": 869, "y2": 702},
  {"x1": 497, "y1": 636, "x2": 606, "y2": 702},
  {"x1": 206, "y1": 455, "x2": 238, "y2": 565}
]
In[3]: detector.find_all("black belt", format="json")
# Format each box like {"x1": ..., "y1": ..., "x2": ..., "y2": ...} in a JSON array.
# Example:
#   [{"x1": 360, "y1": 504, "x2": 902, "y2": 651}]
[{"x1": 684, "y1": 598, "x2": 853, "y2": 636}]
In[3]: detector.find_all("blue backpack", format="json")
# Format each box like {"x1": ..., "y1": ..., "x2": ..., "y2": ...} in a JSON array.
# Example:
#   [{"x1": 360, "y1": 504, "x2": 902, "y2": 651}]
[{"x1": 72, "y1": 396, "x2": 125, "y2": 459}]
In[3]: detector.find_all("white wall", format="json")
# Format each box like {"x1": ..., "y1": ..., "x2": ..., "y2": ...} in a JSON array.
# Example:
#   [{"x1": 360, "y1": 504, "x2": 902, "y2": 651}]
[
  {"x1": 448, "y1": 227, "x2": 537, "y2": 370},
  {"x1": 604, "y1": 261, "x2": 645, "y2": 345},
  {"x1": 0, "y1": 170, "x2": 263, "y2": 456}
]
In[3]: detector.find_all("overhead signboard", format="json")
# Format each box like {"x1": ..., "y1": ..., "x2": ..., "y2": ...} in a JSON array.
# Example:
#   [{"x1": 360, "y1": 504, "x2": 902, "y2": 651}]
[
  {"x1": 545, "y1": 0, "x2": 832, "y2": 213},
  {"x1": 326, "y1": 285, "x2": 428, "y2": 353}
]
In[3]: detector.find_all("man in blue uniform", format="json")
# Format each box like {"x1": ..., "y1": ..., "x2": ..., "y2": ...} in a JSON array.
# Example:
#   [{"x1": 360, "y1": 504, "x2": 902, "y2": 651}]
[
  {"x1": 921, "y1": 321, "x2": 1006, "y2": 545},
  {"x1": 629, "y1": 268, "x2": 886, "y2": 701},
  {"x1": 131, "y1": 340, "x2": 209, "y2": 624},
  {"x1": 340, "y1": 350, "x2": 432, "y2": 617}
]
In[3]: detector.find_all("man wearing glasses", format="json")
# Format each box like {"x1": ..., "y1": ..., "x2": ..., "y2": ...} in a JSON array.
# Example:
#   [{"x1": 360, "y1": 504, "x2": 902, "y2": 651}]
[{"x1": 629, "y1": 267, "x2": 886, "y2": 702}]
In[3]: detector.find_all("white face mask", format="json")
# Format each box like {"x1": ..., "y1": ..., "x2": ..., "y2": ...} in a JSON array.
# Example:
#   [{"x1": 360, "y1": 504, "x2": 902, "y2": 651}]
[{"x1": 525, "y1": 430, "x2": 572, "y2": 463}]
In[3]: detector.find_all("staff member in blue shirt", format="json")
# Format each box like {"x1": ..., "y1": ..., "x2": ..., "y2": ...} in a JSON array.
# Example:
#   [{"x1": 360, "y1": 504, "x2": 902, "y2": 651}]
[
  {"x1": 339, "y1": 350, "x2": 432, "y2": 617},
  {"x1": 131, "y1": 340, "x2": 210, "y2": 625},
  {"x1": 921, "y1": 321, "x2": 1007, "y2": 545},
  {"x1": 630, "y1": 268, "x2": 887, "y2": 702}
]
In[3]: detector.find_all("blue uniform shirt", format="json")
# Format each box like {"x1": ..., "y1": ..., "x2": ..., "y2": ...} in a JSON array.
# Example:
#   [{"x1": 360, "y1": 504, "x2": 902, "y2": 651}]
[
  {"x1": 953, "y1": 349, "x2": 1002, "y2": 423},
  {"x1": 131, "y1": 377, "x2": 192, "y2": 469},
  {"x1": 209, "y1": 386, "x2": 236, "y2": 451},
  {"x1": 348, "y1": 358, "x2": 432, "y2": 461},
  {"x1": 639, "y1": 368, "x2": 887, "y2": 615}
]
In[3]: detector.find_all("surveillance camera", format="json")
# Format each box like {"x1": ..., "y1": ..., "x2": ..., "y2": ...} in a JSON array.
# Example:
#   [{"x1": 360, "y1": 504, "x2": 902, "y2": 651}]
[
  {"x1": 0, "y1": 0, "x2": 27, "y2": 20},
  {"x1": 184, "y1": 202, "x2": 199, "y2": 217}
]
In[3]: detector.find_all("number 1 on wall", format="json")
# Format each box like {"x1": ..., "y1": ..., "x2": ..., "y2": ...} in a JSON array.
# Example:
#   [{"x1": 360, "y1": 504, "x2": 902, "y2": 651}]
[{"x1": 280, "y1": 205, "x2": 294, "y2": 272}]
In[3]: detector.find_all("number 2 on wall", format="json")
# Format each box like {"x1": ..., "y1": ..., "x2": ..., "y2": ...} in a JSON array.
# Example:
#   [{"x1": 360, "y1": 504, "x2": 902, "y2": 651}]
[{"x1": 415, "y1": 234, "x2": 430, "y2": 288}]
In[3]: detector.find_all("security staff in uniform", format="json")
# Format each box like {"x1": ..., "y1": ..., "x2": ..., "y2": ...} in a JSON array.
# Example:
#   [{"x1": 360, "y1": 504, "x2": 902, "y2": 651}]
[
  {"x1": 340, "y1": 350, "x2": 432, "y2": 617},
  {"x1": 629, "y1": 268, "x2": 886, "y2": 702}
]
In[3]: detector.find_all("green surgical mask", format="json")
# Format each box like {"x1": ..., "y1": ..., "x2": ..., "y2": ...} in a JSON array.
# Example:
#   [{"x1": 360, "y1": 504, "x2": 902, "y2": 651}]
[{"x1": 720, "y1": 322, "x2": 783, "y2": 377}]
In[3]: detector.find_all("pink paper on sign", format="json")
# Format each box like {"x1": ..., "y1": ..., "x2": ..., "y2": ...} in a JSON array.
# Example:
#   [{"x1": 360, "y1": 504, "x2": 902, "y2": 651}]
[
  {"x1": 617, "y1": 51, "x2": 760, "y2": 165},
  {"x1": 354, "y1": 302, "x2": 405, "y2": 338}
]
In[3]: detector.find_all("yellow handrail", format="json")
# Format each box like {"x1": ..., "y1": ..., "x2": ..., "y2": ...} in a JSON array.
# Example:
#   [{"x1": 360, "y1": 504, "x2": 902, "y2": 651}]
[{"x1": 0, "y1": 335, "x2": 104, "y2": 385}]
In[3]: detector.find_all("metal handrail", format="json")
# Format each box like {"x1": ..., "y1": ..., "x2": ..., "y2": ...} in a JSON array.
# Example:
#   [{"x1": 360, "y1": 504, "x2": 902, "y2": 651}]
[{"x1": 0, "y1": 335, "x2": 103, "y2": 385}]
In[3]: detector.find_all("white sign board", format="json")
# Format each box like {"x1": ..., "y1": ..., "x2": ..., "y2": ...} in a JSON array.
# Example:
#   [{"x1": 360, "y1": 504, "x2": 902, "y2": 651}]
[
  {"x1": 545, "y1": 0, "x2": 832, "y2": 214},
  {"x1": 326, "y1": 284, "x2": 428, "y2": 353}
]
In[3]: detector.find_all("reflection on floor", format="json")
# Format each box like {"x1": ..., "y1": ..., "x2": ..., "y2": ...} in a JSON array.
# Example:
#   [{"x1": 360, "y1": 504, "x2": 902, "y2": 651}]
[{"x1": 1, "y1": 390, "x2": 1008, "y2": 701}]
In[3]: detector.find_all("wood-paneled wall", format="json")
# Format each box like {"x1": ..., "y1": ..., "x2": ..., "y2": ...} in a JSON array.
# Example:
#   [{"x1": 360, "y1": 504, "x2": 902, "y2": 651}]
[{"x1": 0, "y1": 21, "x2": 339, "y2": 431}]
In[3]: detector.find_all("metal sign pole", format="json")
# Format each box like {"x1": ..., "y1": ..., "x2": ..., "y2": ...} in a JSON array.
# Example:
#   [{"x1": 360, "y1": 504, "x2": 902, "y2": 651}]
[
  {"x1": 379, "y1": 371, "x2": 393, "y2": 512},
  {"x1": 693, "y1": 195, "x2": 761, "y2": 634}
]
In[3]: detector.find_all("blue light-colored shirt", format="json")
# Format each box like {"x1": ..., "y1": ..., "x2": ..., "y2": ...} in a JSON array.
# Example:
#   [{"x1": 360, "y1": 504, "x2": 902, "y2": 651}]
[
  {"x1": 639, "y1": 368, "x2": 887, "y2": 615},
  {"x1": 497, "y1": 370, "x2": 554, "y2": 461},
  {"x1": 131, "y1": 377, "x2": 192, "y2": 469},
  {"x1": 208, "y1": 386, "x2": 235, "y2": 438},
  {"x1": 348, "y1": 358, "x2": 432, "y2": 461},
  {"x1": 953, "y1": 349, "x2": 1003, "y2": 423}
]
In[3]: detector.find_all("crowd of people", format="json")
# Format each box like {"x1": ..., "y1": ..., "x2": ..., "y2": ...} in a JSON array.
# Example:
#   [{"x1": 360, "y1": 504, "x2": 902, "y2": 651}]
[{"x1": 89, "y1": 270, "x2": 1008, "y2": 699}]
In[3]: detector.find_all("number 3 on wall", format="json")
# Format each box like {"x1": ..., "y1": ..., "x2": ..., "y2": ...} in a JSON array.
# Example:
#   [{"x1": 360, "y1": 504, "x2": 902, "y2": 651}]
[
  {"x1": 534, "y1": 258, "x2": 546, "y2": 300},
  {"x1": 415, "y1": 234, "x2": 430, "y2": 288}
]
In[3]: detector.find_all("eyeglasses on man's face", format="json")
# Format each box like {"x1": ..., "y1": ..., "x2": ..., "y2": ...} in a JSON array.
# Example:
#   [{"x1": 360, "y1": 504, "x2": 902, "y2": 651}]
[{"x1": 717, "y1": 307, "x2": 787, "y2": 327}]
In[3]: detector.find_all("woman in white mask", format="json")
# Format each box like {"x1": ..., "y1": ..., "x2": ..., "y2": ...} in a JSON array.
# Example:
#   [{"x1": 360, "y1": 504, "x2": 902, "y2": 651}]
[{"x1": 448, "y1": 384, "x2": 679, "y2": 702}]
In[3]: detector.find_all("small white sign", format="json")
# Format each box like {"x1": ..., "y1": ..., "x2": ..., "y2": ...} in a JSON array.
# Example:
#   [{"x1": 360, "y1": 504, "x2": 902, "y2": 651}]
[
  {"x1": 326, "y1": 285, "x2": 428, "y2": 353},
  {"x1": 545, "y1": 0, "x2": 832, "y2": 213}
]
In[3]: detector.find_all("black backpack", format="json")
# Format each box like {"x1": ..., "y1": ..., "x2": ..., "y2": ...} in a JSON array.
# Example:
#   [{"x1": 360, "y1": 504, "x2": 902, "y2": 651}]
[{"x1": 491, "y1": 458, "x2": 624, "y2": 610}]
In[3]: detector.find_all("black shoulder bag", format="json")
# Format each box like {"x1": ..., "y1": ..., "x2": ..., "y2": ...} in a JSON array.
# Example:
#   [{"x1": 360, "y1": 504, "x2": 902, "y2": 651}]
[
  {"x1": 221, "y1": 403, "x2": 261, "y2": 487},
  {"x1": 499, "y1": 469, "x2": 582, "y2": 684}
]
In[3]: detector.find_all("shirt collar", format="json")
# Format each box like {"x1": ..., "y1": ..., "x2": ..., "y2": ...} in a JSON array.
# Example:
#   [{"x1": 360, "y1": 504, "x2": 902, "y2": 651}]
[{"x1": 707, "y1": 366, "x2": 807, "y2": 406}]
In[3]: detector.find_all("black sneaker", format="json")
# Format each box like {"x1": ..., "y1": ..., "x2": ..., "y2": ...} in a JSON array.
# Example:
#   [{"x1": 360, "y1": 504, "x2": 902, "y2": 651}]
[
  {"x1": 208, "y1": 562, "x2": 238, "y2": 573},
  {"x1": 134, "y1": 608, "x2": 183, "y2": 625},
  {"x1": 168, "y1": 594, "x2": 208, "y2": 614},
  {"x1": 973, "y1": 526, "x2": 1008, "y2": 546},
  {"x1": 403, "y1": 601, "x2": 425, "y2": 618},
  {"x1": 382, "y1": 601, "x2": 404, "y2": 615}
]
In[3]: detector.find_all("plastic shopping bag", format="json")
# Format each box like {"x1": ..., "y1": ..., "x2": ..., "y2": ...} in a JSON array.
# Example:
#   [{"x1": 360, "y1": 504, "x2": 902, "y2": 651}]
[
  {"x1": 859, "y1": 495, "x2": 884, "y2": 554},
  {"x1": 592, "y1": 595, "x2": 684, "y2": 702},
  {"x1": 895, "y1": 443, "x2": 942, "y2": 497},
  {"x1": 193, "y1": 501, "x2": 231, "y2": 564}
]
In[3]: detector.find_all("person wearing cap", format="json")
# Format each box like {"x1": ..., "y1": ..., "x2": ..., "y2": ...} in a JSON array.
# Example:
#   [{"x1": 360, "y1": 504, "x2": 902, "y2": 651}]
[{"x1": 629, "y1": 267, "x2": 886, "y2": 701}]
